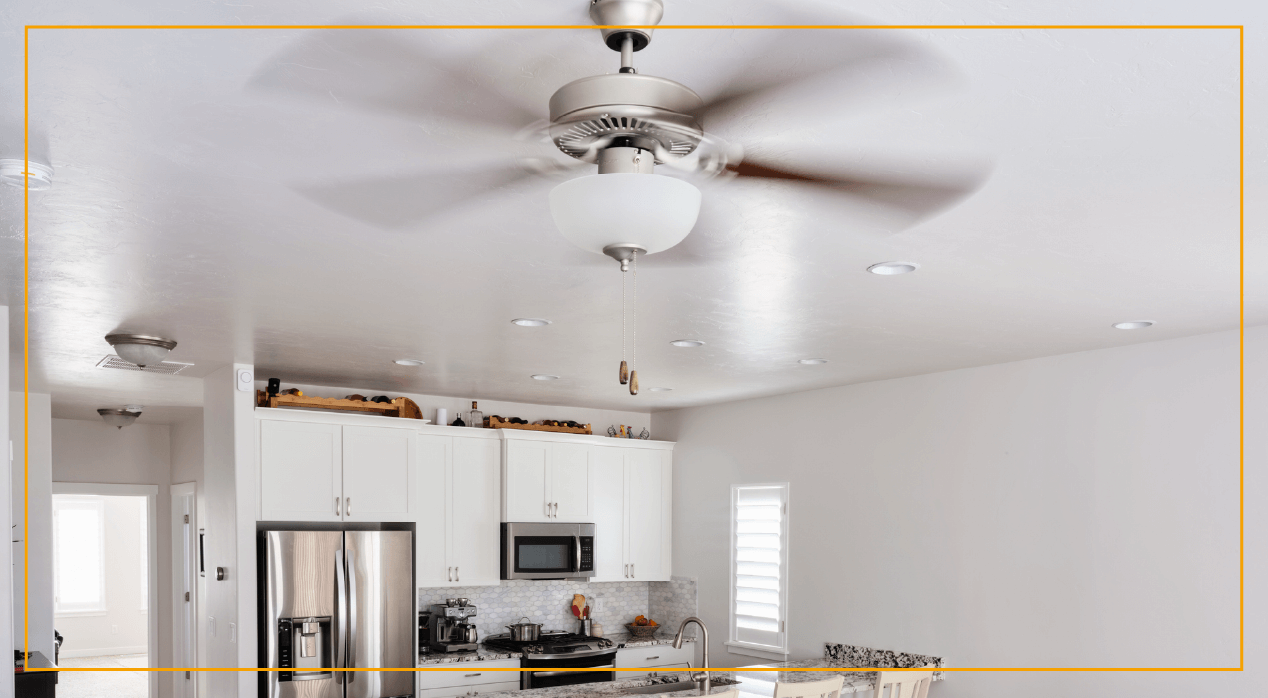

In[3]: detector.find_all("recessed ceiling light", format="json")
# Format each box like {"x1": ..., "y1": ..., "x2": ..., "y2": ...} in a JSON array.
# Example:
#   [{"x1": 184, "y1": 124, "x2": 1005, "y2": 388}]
[
  {"x1": 394, "y1": 359, "x2": 425, "y2": 366},
  {"x1": 647, "y1": 387, "x2": 673, "y2": 392},
  {"x1": 670, "y1": 339, "x2": 705, "y2": 348},
  {"x1": 512, "y1": 318, "x2": 552, "y2": 327},
  {"x1": 867, "y1": 261, "x2": 919, "y2": 275},
  {"x1": 798, "y1": 358, "x2": 829, "y2": 365},
  {"x1": 531, "y1": 374, "x2": 560, "y2": 381},
  {"x1": 1112, "y1": 321, "x2": 1154, "y2": 330}
]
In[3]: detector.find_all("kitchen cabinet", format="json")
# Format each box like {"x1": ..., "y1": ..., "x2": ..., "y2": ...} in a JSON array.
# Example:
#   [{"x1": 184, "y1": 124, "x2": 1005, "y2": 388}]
[
  {"x1": 614, "y1": 644, "x2": 696, "y2": 679},
  {"x1": 417, "y1": 434, "x2": 502, "y2": 587},
  {"x1": 503, "y1": 438, "x2": 593, "y2": 522},
  {"x1": 258, "y1": 420, "x2": 415, "y2": 522},
  {"x1": 416, "y1": 658, "x2": 521, "y2": 698},
  {"x1": 590, "y1": 446, "x2": 672, "y2": 582}
]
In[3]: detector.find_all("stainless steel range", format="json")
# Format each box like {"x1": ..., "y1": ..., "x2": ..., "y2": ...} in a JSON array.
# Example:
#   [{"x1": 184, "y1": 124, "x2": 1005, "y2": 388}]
[{"x1": 482, "y1": 631, "x2": 617, "y2": 689}]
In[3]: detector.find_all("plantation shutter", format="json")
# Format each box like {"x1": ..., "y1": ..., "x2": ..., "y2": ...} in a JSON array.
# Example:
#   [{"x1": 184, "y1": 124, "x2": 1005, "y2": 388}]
[{"x1": 733, "y1": 484, "x2": 788, "y2": 649}]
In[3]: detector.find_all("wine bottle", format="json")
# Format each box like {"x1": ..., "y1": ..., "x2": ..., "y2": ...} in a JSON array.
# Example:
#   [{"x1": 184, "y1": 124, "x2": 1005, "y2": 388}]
[{"x1": 452, "y1": 412, "x2": 466, "y2": 427}]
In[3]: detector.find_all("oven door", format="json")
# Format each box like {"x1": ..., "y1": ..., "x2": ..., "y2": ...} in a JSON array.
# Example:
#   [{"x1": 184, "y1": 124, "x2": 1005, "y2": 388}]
[
  {"x1": 502, "y1": 523, "x2": 595, "y2": 580},
  {"x1": 522, "y1": 653, "x2": 618, "y2": 689}
]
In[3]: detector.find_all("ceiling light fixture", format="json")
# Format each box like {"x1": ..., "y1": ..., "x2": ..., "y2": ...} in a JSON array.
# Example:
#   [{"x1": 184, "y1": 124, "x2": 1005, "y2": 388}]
[
  {"x1": 511, "y1": 318, "x2": 552, "y2": 327},
  {"x1": 0, "y1": 159, "x2": 53, "y2": 191},
  {"x1": 531, "y1": 374, "x2": 560, "y2": 381},
  {"x1": 867, "y1": 261, "x2": 919, "y2": 275},
  {"x1": 104, "y1": 333, "x2": 178, "y2": 368},
  {"x1": 394, "y1": 359, "x2": 425, "y2": 366},
  {"x1": 647, "y1": 387, "x2": 673, "y2": 392},
  {"x1": 98, "y1": 408, "x2": 141, "y2": 430},
  {"x1": 1112, "y1": 321, "x2": 1154, "y2": 330},
  {"x1": 798, "y1": 358, "x2": 829, "y2": 365},
  {"x1": 670, "y1": 339, "x2": 705, "y2": 348}
]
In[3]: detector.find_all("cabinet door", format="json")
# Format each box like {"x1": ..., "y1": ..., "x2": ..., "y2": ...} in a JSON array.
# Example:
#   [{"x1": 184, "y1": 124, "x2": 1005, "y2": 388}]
[
  {"x1": 450, "y1": 437, "x2": 502, "y2": 586},
  {"x1": 342, "y1": 426, "x2": 414, "y2": 521},
  {"x1": 626, "y1": 449, "x2": 669, "y2": 581},
  {"x1": 590, "y1": 446, "x2": 627, "y2": 582},
  {"x1": 550, "y1": 442, "x2": 592, "y2": 521},
  {"x1": 415, "y1": 435, "x2": 452, "y2": 588},
  {"x1": 504, "y1": 441, "x2": 551, "y2": 521},
  {"x1": 259, "y1": 420, "x2": 342, "y2": 522}
]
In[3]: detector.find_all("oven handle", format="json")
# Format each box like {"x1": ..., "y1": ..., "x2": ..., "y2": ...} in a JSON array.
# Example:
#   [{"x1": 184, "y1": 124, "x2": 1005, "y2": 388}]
[{"x1": 531, "y1": 665, "x2": 616, "y2": 678}]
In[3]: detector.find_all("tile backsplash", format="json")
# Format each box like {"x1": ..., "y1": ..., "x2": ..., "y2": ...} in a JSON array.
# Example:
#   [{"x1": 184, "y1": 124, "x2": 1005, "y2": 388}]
[{"x1": 419, "y1": 577, "x2": 698, "y2": 640}]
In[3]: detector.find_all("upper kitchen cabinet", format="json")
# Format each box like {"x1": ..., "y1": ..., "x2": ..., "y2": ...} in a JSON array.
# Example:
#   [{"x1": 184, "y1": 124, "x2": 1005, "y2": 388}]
[
  {"x1": 417, "y1": 432, "x2": 502, "y2": 587},
  {"x1": 257, "y1": 414, "x2": 415, "y2": 522},
  {"x1": 589, "y1": 444, "x2": 672, "y2": 582},
  {"x1": 503, "y1": 437, "x2": 593, "y2": 522}
]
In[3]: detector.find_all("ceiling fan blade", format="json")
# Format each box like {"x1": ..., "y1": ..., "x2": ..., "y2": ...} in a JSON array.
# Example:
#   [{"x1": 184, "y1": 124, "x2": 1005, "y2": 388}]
[
  {"x1": 290, "y1": 164, "x2": 541, "y2": 230},
  {"x1": 726, "y1": 157, "x2": 989, "y2": 222},
  {"x1": 247, "y1": 29, "x2": 543, "y2": 132}
]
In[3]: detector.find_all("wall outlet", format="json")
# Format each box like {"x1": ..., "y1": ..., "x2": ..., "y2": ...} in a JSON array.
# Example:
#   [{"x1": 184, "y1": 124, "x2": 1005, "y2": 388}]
[{"x1": 593, "y1": 596, "x2": 604, "y2": 613}]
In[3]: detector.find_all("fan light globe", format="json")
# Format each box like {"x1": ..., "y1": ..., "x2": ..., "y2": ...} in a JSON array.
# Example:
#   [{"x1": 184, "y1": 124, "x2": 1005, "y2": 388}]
[
  {"x1": 98, "y1": 408, "x2": 141, "y2": 430},
  {"x1": 105, "y1": 333, "x2": 177, "y2": 368},
  {"x1": 549, "y1": 174, "x2": 701, "y2": 256}
]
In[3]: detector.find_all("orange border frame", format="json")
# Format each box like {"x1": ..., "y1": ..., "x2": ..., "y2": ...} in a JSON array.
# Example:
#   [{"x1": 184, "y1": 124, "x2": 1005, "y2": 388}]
[{"x1": 22, "y1": 24, "x2": 1247, "y2": 680}]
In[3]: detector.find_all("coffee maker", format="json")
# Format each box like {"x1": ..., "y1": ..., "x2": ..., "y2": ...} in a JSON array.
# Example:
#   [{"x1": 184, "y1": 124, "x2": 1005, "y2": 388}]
[{"x1": 424, "y1": 599, "x2": 479, "y2": 652}]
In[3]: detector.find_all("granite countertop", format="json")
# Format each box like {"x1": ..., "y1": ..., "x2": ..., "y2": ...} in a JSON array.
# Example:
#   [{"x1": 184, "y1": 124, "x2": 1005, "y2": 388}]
[
  {"x1": 468, "y1": 671, "x2": 741, "y2": 698},
  {"x1": 419, "y1": 633, "x2": 696, "y2": 665},
  {"x1": 731, "y1": 660, "x2": 883, "y2": 694}
]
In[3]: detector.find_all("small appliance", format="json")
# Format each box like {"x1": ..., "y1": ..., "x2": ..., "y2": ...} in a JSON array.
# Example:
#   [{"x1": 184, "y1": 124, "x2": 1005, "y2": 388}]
[
  {"x1": 482, "y1": 631, "x2": 617, "y2": 689},
  {"x1": 501, "y1": 522, "x2": 595, "y2": 580},
  {"x1": 424, "y1": 599, "x2": 480, "y2": 653}
]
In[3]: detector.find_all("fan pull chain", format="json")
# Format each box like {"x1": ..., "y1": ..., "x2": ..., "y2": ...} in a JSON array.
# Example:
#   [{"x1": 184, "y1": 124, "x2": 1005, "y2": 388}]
[
  {"x1": 629, "y1": 250, "x2": 639, "y2": 395},
  {"x1": 619, "y1": 263, "x2": 629, "y2": 385}
]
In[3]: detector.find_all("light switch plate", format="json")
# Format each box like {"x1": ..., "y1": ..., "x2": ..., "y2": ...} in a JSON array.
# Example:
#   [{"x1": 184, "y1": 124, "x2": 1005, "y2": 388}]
[{"x1": 235, "y1": 369, "x2": 254, "y2": 392}]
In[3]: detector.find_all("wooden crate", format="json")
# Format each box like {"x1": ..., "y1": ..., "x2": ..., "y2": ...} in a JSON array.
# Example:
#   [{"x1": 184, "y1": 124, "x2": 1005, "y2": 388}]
[
  {"x1": 255, "y1": 391, "x2": 422, "y2": 419},
  {"x1": 488, "y1": 416, "x2": 592, "y2": 435}
]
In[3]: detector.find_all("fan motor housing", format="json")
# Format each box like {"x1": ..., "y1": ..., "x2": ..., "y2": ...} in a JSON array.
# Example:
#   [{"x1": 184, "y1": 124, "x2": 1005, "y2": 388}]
[{"x1": 548, "y1": 73, "x2": 704, "y2": 163}]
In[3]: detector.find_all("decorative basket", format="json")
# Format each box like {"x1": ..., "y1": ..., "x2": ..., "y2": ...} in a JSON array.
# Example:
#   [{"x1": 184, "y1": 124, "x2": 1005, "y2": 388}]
[{"x1": 625, "y1": 623, "x2": 660, "y2": 639}]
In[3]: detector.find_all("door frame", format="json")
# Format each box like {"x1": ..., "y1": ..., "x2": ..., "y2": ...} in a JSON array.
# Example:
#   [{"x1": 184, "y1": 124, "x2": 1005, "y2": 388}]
[
  {"x1": 171, "y1": 481, "x2": 197, "y2": 698},
  {"x1": 52, "y1": 482, "x2": 160, "y2": 698}
]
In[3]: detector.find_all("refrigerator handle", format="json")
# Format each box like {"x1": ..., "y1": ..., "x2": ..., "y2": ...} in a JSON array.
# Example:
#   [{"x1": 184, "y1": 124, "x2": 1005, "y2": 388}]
[
  {"x1": 334, "y1": 548, "x2": 347, "y2": 683},
  {"x1": 347, "y1": 546, "x2": 358, "y2": 681}
]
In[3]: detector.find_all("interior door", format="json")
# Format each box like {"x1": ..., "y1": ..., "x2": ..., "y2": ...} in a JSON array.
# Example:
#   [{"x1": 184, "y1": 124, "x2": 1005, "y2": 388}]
[
  {"x1": 342, "y1": 426, "x2": 414, "y2": 522},
  {"x1": 590, "y1": 446, "x2": 627, "y2": 581},
  {"x1": 504, "y1": 441, "x2": 551, "y2": 521},
  {"x1": 415, "y1": 435, "x2": 452, "y2": 587},
  {"x1": 625, "y1": 449, "x2": 666, "y2": 581},
  {"x1": 550, "y1": 442, "x2": 592, "y2": 521},
  {"x1": 345, "y1": 530, "x2": 415, "y2": 698},
  {"x1": 260, "y1": 421, "x2": 342, "y2": 522},
  {"x1": 449, "y1": 437, "x2": 502, "y2": 585}
]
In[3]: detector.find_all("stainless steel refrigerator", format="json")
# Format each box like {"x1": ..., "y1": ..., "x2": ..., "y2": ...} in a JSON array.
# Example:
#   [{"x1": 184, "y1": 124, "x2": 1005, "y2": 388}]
[{"x1": 260, "y1": 529, "x2": 415, "y2": 698}]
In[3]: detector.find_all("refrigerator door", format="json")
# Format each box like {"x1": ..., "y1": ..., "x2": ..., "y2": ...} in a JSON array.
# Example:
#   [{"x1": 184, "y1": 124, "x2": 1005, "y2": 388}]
[
  {"x1": 262, "y1": 530, "x2": 344, "y2": 698},
  {"x1": 345, "y1": 530, "x2": 415, "y2": 698}
]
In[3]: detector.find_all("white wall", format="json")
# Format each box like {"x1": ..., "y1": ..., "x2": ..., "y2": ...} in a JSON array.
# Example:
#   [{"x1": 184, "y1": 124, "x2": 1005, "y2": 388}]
[
  {"x1": 51, "y1": 419, "x2": 174, "y2": 696},
  {"x1": 653, "y1": 327, "x2": 1263, "y2": 696},
  {"x1": 260, "y1": 380, "x2": 652, "y2": 436},
  {"x1": 9, "y1": 391, "x2": 53, "y2": 659},
  {"x1": 54, "y1": 495, "x2": 149, "y2": 656},
  {"x1": 170, "y1": 414, "x2": 203, "y2": 489}
]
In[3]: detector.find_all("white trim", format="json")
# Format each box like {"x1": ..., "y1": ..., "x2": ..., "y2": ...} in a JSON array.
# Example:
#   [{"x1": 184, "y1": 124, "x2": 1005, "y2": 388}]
[
  {"x1": 729, "y1": 482, "x2": 790, "y2": 655},
  {"x1": 60, "y1": 645, "x2": 148, "y2": 659},
  {"x1": 54, "y1": 482, "x2": 160, "y2": 696},
  {"x1": 171, "y1": 481, "x2": 198, "y2": 698},
  {"x1": 725, "y1": 641, "x2": 791, "y2": 662}
]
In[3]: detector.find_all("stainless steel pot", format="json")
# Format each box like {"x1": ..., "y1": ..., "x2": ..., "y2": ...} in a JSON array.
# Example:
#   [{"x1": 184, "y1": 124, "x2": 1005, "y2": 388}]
[{"x1": 505, "y1": 617, "x2": 542, "y2": 641}]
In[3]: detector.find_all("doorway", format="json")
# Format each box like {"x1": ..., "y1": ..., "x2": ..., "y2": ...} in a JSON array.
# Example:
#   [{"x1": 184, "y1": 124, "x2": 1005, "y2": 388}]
[{"x1": 52, "y1": 483, "x2": 159, "y2": 698}]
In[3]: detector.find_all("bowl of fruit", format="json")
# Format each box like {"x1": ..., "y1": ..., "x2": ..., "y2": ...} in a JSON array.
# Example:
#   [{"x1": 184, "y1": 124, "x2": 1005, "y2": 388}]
[{"x1": 625, "y1": 616, "x2": 660, "y2": 639}]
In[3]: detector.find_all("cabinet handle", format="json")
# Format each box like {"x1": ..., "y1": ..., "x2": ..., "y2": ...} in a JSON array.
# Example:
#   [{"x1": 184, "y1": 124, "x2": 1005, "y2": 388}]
[
  {"x1": 465, "y1": 673, "x2": 482, "y2": 678},
  {"x1": 447, "y1": 567, "x2": 453, "y2": 582},
  {"x1": 545, "y1": 501, "x2": 550, "y2": 518},
  {"x1": 646, "y1": 656, "x2": 660, "y2": 661},
  {"x1": 455, "y1": 566, "x2": 460, "y2": 582},
  {"x1": 631, "y1": 563, "x2": 635, "y2": 578},
  {"x1": 346, "y1": 497, "x2": 351, "y2": 516},
  {"x1": 335, "y1": 497, "x2": 341, "y2": 516}
]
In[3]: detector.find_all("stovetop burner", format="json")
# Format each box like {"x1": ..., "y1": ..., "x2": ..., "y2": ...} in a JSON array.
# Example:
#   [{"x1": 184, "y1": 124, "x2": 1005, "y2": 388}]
[{"x1": 483, "y1": 631, "x2": 615, "y2": 657}]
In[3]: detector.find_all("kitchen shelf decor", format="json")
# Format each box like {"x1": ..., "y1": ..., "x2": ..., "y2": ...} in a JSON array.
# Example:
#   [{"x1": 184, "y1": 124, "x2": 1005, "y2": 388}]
[
  {"x1": 255, "y1": 390, "x2": 423, "y2": 419},
  {"x1": 488, "y1": 415, "x2": 592, "y2": 435}
]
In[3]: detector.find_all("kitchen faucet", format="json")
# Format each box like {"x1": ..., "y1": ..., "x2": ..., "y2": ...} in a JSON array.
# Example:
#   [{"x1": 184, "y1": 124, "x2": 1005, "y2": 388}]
[{"x1": 671, "y1": 617, "x2": 710, "y2": 693}]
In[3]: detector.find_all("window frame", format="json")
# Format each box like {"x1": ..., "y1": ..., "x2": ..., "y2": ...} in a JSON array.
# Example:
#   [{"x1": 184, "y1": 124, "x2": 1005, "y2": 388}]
[
  {"x1": 726, "y1": 482, "x2": 790, "y2": 660},
  {"x1": 52, "y1": 495, "x2": 108, "y2": 617}
]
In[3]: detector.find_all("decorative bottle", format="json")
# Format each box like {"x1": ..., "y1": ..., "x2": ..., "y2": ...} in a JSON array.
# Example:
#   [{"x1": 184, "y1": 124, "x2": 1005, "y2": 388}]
[
  {"x1": 452, "y1": 411, "x2": 466, "y2": 427},
  {"x1": 469, "y1": 401, "x2": 484, "y2": 428}
]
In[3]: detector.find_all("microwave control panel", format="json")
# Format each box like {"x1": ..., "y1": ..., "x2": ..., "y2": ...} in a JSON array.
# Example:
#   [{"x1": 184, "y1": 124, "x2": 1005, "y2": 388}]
[{"x1": 579, "y1": 536, "x2": 594, "y2": 572}]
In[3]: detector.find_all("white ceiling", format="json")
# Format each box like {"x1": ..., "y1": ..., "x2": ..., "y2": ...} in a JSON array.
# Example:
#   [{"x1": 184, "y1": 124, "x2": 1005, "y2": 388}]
[{"x1": 0, "y1": 0, "x2": 1263, "y2": 422}]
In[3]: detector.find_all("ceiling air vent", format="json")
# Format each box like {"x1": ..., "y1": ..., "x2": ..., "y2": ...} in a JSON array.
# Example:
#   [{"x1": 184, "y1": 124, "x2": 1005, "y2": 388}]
[{"x1": 96, "y1": 354, "x2": 193, "y2": 375}]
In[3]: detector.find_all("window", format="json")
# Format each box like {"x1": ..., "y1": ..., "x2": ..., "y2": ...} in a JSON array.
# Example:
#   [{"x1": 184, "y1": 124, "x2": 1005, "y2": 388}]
[
  {"x1": 53, "y1": 495, "x2": 107, "y2": 615},
  {"x1": 728, "y1": 483, "x2": 789, "y2": 659}
]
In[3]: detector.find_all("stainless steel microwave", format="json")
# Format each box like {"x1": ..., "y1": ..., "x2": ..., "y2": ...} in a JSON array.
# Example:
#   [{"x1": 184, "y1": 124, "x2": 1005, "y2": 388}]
[{"x1": 501, "y1": 522, "x2": 595, "y2": 580}]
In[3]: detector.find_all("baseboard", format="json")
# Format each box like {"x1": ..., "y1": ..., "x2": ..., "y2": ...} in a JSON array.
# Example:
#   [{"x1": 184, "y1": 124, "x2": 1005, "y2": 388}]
[{"x1": 60, "y1": 645, "x2": 148, "y2": 659}]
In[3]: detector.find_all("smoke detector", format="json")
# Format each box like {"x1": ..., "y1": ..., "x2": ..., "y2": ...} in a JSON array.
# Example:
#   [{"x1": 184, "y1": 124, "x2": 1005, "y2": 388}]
[{"x1": 0, "y1": 159, "x2": 53, "y2": 191}]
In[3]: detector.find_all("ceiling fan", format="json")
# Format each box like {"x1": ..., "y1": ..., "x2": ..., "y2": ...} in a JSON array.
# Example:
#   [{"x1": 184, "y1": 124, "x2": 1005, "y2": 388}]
[{"x1": 249, "y1": 0, "x2": 988, "y2": 264}]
